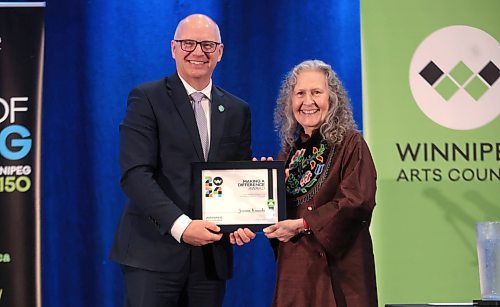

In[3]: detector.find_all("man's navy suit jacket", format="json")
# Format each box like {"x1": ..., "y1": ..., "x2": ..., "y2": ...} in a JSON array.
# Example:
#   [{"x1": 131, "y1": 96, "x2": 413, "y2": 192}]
[{"x1": 110, "y1": 73, "x2": 252, "y2": 279}]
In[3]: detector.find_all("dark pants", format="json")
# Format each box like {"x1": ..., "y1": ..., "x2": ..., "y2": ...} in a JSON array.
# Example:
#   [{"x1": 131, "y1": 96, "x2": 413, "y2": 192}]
[{"x1": 122, "y1": 247, "x2": 225, "y2": 307}]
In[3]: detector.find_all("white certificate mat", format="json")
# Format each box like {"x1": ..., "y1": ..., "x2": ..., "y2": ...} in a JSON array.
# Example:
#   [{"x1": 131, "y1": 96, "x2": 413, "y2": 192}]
[{"x1": 192, "y1": 161, "x2": 286, "y2": 232}]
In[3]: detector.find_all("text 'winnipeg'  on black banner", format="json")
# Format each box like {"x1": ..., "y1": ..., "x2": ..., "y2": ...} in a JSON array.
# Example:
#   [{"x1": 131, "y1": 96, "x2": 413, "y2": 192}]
[{"x1": 0, "y1": 3, "x2": 45, "y2": 307}]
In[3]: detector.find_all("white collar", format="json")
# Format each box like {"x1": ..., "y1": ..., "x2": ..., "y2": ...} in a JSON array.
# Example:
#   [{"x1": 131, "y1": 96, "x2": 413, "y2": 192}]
[{"x1": 178, "y1": 74, "x2": 212, "y2": 100}]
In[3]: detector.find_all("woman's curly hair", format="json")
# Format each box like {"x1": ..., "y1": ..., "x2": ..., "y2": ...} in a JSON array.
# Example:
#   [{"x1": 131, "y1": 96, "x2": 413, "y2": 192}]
[{"x1": 274, "y1": 60, "x2": 357, "y2": 150}]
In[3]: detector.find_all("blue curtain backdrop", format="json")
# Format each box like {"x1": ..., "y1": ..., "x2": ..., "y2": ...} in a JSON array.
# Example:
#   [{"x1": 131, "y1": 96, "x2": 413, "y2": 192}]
[{"x1": 20, "y1": 0, "x2": 362, "y2": 306}]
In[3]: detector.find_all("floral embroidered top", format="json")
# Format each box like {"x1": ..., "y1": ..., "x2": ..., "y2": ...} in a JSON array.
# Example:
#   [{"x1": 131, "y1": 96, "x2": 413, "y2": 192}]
[{"x1": 285, "y1": 131, "x2": 333, "y2": 207}]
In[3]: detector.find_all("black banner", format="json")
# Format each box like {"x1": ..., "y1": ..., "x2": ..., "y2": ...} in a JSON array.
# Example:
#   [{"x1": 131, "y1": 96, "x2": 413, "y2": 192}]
[{"x1": 0, "y1": 3, "x2": 45, "y2": 307}]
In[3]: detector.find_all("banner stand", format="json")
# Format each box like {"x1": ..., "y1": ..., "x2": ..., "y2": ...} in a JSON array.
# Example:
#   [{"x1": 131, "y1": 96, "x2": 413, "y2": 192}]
[{"x1": 0, "y1": 3, "x2": 45, "y2": 307}]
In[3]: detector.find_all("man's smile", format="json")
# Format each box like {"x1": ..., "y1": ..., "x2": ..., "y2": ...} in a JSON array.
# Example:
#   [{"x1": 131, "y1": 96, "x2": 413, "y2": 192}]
[{"x1": 187, "y1": 59, "x2": 209, "y2": 65}]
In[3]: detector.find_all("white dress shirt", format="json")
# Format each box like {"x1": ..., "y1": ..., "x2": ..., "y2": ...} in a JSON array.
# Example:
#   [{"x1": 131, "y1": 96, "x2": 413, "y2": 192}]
[{"x1": 170, "y1": 74, "x2": 212, "y2": 243}]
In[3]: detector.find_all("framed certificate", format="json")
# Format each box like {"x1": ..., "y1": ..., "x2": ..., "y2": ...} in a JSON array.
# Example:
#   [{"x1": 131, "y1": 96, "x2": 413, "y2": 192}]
[{"x1": 192, "y1": 161, "x2": 286, "y2": 232}]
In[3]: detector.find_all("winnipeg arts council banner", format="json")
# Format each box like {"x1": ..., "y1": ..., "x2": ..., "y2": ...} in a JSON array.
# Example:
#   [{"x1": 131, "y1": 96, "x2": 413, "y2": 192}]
[
  {"x1": 0, "y1": 3, "x2": 45, "y2": 307},
  {"x1": 361, "y1": 0, "x2": 500, "y2": 305}
]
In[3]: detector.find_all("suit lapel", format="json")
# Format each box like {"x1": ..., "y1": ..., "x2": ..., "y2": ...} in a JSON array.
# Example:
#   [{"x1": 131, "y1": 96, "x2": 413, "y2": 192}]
[
  {"x1": 208, "y1": 86, "x2": 226, "y2": 161},
  {"x1": 166, "y1": 74, "x2": 205, "y2": 161}
]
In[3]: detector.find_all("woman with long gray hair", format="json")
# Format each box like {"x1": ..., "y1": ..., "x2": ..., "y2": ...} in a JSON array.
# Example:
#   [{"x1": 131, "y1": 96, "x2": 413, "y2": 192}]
[{"x1": 263, "y1": 59, "x2": 378, "y2": 307}]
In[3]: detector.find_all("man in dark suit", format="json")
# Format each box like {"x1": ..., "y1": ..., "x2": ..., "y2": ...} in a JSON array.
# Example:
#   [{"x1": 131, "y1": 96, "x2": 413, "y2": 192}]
[{"x1": 110, "y1": 14, "x2": 254, "y2": 307}]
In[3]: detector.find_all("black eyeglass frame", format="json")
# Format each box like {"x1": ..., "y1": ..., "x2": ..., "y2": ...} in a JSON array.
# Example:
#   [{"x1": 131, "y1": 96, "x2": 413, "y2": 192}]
[{"x1": 174, "y1": 39, "x2": 221, "y2": 53}]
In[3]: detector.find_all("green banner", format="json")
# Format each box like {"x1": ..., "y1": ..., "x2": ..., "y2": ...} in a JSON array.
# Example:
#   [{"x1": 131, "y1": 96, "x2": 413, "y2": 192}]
[{"x1": 361, "y1": 0, "x2": 500, "y2": 305}]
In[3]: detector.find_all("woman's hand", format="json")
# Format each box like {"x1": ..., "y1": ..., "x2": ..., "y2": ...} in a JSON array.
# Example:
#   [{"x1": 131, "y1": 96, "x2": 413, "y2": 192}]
[
  {"x1": 252, "y1": 157, "x2": 289, "y2": 181},
  {"x1": 263, "y1": 219, "x2": 304, "y2": 242},
  {"x1": 229, "y1": 228, "x2": 256, "y2": 246},
  {"x1": 252, "y1": 157, "x2": 274, "y2": 161}
]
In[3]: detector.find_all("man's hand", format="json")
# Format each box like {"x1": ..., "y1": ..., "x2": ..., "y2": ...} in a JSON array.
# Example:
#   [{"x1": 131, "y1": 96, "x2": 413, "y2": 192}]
[
  {"x1": 263, "y1": 219, "x2": 304, "y2": 242},
  {"x1": 181, "y1": 220, "x2": 223, "y2": 246},
  {"x1": 229, "y1": 228, "x2": 256, "y2": 246}
]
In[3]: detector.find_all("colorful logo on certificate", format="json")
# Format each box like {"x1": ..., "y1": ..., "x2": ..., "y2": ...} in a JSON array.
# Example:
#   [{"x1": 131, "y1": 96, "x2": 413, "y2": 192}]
[{"x1": 204, "y1": 176, "x2": 223, "y2": 197}]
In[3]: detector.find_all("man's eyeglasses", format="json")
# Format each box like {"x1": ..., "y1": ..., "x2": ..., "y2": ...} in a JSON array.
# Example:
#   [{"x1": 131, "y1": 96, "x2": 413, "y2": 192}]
[{"x1": 174, "y1": 39, "x2": 220, "y2": 53}]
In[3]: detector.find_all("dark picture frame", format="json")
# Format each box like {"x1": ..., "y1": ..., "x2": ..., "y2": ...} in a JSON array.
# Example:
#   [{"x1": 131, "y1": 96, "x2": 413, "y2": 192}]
[{"x1": 192, "y1": 161, "x2": 287, "y2": 232}]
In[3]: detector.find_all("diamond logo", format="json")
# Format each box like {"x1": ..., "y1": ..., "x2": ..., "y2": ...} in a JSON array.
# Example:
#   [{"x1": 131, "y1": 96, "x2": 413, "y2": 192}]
[
  {"x1": 419, "y1": 61, "x2": 443, "y2": 86},
  {"x1": 419, "y1": 60, "x2": 497, "y2": 101},
  {"x1": 479, "y1": 61, "x2": 500, "y2": 86},
  {"x1": 409, "y1": 25, "x2": 500, "y2": 130},
  {"x1": 449, "y1": 61, "x2": 473, "y2": 86}
]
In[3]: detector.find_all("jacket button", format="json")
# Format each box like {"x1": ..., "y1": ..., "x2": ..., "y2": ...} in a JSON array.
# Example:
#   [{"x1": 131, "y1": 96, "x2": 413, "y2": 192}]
[{"x1": 307, "y1": 206, "x2": 313, "y2": 211}]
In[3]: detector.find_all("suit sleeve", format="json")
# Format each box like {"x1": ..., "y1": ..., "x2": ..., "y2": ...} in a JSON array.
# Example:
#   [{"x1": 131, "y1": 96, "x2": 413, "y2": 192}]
[
  {"x1": 238, "y1": 104, "x2": 252, "y2": 161},
  {"x1": 119, "y1": 87, "x2": 183, "y2": 235},
  {"x1": 304, "y1": 133, "x2": 377, "y2": 259}
]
